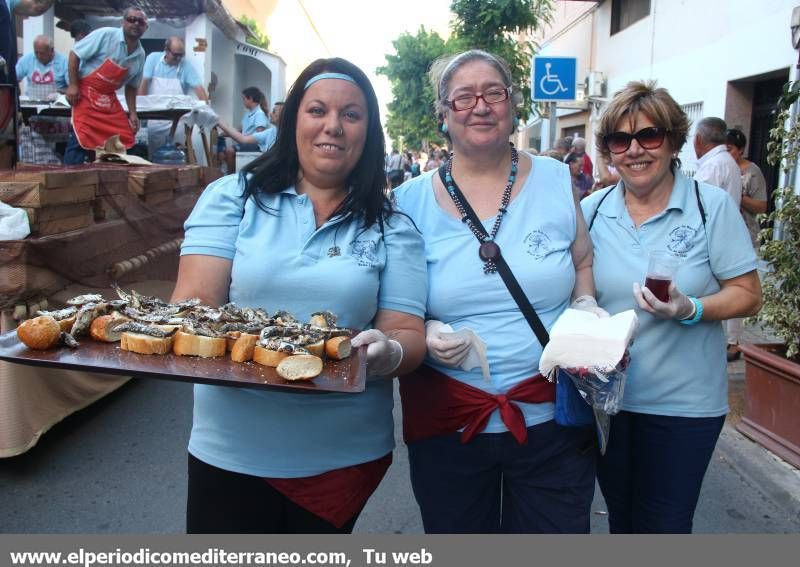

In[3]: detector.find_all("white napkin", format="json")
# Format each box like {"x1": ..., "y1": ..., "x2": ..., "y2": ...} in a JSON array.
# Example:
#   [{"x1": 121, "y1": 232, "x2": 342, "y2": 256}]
[
  {"x1": 538, "y1": 308, "x2": 638, "y2": 376},
  {"x1": 439, "y1": 323, "x2": 491, "y2": 380}
]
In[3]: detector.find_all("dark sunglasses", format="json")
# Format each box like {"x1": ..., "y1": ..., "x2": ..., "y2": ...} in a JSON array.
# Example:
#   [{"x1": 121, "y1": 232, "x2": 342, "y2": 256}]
[
  {"x1": 167, "y1": 49, "x2": 185, "y2": 59},
  {"x1": 125, "y1": 16, "x2": 147, "y2": 26},
  {"x1": 604, "y1": 127, "x2": 669, "y2": 154}
]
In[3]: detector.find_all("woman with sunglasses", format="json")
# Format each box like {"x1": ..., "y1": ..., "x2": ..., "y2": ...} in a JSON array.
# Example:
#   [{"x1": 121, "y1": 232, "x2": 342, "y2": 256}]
[
  {"x1": 581, "y1": 81, "x2": 762, "y2": 533},
  {"x1": 394, "y1": 50, "x2": 599, "y2": 533}
]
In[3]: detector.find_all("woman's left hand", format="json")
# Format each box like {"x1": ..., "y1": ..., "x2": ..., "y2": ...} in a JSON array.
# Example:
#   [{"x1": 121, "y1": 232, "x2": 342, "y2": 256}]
[
  {"x1": 633, "y1": 281, "x2": 694, "y2": 320},
  {"x1": 351, "y1": 329, "x2": 403, "y2": 377}
]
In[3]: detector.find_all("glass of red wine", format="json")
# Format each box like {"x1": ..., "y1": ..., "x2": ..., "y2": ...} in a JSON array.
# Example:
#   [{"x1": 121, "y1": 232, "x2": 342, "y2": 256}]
[{"x1": 645, "y1": 251, "x2": 681, "y2": 303}]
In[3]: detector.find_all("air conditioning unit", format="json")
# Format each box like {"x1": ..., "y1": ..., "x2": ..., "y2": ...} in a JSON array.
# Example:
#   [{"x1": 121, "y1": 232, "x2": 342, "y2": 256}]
[{"x1": 586, "y1": 71, "x2": 606, "y2": 98}]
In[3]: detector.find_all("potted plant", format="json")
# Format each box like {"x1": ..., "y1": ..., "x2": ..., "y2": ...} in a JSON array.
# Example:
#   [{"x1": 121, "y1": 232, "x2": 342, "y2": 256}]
[{"x1": 736, "y1": 80, "x2": 800, "y2": 468}]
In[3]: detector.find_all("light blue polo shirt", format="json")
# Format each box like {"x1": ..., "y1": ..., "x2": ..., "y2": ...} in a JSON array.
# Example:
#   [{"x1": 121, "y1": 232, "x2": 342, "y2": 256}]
[
  {"x1": 395, "y1": 155, "x2": 578, "y2": 432},
  {"x1": 16, "y1": 51, "x2": 68, "y2": 89},
  {"x1": 581, "y1": 171, "x2": 757, "y2": 417},
  {"x1": 72, "y1": 27, "x2": 145, "y2": 87},
  {"x1": 252, "y1": 126, "x2": 277, "y2": 152},
  {"x1": 181, "y1": 174, "x2": 427, "y2": 477},
  {"x1": 141, "y1": 51, "x2": 201, "y2": 94},
  {"x1": 241, "y1": 106, "x2": 268, "y2": 135}
]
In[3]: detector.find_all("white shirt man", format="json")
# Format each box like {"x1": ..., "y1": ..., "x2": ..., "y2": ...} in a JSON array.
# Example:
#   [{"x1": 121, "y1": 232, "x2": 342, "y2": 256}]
[{"x1": 693, "y1": 118, "x2": 742, "y2": 207}]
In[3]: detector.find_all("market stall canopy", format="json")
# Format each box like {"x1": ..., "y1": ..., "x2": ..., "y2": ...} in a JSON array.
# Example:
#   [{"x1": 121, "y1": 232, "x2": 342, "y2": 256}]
[{"x1": 53, "y1": 0, "x2": 250, "y2": 41}]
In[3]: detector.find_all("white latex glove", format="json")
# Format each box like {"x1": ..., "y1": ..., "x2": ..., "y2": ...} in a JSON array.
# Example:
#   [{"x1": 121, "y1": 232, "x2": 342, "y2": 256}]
[
  {"x1": 351, "y1": 329, "x2": 403, "y2": 377},
  {"x1": 425, "y1": 320, "x2": 471, "y2": 367},
  {"x1": 570, "y1": 295, "x2": 610, "y2": 318},
  {"x1": 633, "y1": 281, "x2": 694, "y2": 320}
]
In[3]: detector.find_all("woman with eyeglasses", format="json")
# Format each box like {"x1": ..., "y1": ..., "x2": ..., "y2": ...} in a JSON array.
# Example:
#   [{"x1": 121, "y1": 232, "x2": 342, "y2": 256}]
[
  {"x1": 581, "y1": 81, "x2": 762, "y2": 533},
  {"x1": 394, "y1": 49, "x2": 600, "y2": 533}
]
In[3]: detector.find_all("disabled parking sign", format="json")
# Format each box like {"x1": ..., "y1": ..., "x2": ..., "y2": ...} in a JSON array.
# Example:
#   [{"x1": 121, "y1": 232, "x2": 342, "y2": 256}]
[{"x1": 533, "y1": 57, "x2": 577, "y2": 101}]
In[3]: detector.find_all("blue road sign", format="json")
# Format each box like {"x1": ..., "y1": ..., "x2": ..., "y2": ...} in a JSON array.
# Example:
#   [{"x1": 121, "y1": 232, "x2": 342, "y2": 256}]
[{"x1": 533, "y1": 57, "x2": 577, "y2": 101}]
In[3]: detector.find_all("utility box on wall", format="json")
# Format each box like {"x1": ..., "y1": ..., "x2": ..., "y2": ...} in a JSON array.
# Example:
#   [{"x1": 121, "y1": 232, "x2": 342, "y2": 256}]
[{"x1": 586, "y1": 71, "x2": 606, "y2": 98}]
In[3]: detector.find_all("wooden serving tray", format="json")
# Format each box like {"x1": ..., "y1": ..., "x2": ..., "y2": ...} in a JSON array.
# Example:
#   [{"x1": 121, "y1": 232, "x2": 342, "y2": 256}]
[{"x1": 0, "y1": 331, "x2": 366, "y2": 394}]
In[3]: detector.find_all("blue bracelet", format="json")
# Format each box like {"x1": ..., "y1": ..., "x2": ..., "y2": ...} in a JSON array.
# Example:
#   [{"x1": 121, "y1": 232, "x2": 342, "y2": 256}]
[{"x1": 679, "y1": 296, "x2": 703, "y2": 325}]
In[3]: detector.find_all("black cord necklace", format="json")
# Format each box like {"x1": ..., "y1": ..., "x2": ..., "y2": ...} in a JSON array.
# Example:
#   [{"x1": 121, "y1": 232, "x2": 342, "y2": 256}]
[{"x1": 443, "y1": 144, "x2": 519, "y2": 273}]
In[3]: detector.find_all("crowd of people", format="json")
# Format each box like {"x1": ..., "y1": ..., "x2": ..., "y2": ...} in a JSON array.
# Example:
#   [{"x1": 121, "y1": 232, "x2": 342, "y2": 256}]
[
  {"x1": 1, "y1": 3, "x2": 771, "y2": 537},
  {"x1": 1, "y1": 3, "x2": 284, "y2": 169}
]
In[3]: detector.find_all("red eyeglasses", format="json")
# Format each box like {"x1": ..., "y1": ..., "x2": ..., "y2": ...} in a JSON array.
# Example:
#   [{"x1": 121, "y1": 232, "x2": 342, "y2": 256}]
[{"x1": 604, "y1": 127, "x2": 669, "y2": 154}]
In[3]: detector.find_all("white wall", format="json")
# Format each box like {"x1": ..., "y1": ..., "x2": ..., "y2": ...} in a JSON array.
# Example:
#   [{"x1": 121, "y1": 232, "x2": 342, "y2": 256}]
[
  {"x1": 594, "y1": 0, "x2": 797, "y2": 113},
  {"x1": 535, "y1": 0, "x2": 798, "y2": 171}
]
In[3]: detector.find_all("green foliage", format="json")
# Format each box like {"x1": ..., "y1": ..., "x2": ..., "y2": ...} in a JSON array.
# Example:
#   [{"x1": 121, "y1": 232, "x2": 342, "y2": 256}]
[
  {"x1": 449, "y1": 0, "x2": 553, "y2": 124},
  {"x1": 379, "y1": 0, "x2": 553, "y2": 150},
  {"x1": 377, "y1": 27, "x2": 450, "y2": 150},
  {"x1": 240, "y1": 15, "x2": 270, "y2": 51},
  {"x1": 755, "y1": 80, "x2": 800, "y2": 358}
]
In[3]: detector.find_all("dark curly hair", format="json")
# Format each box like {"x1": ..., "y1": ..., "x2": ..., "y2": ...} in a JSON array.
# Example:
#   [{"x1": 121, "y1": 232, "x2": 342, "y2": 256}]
[{"x1": 240, "y1": 58, "x2": 391, "y2": 230}]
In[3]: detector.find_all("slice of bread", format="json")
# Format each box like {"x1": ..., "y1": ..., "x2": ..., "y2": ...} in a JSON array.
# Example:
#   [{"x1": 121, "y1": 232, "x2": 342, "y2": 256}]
[
  {"x1": 173, "y1": 331, "x2": 226, "y2": 358},
  {"x1": 276, "y1": 354, "x2": 324, "y2": 381},
  {"x1": 225, "y1": 331, "x2": 241, "y2": 352},
  {"x1": 252, "y1": 345, "x2": 289, "y2": 367},
  {"x1": 120, "y1": 332, "x2": 175, "y2": 355},
  {"x1": 325, "y1": 336, "x2": 352, "y2": 360},
  {"x1": 17, "y1": 315, "x2": 61, "y2": 350},
  {"x1": 305, "y1": 338, "x2": 325, "y2": 358},
  {"x1": 89, "y1": 313, "x2": 131, "y2": 342},
  {"x1": 230, "y1": 333, "x2": 259, "y2": 363}
]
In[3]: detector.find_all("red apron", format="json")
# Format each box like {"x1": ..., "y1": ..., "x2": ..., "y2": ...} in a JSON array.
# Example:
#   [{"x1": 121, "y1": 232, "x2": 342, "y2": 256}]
[{"x1": 71, "y1": 58, "x2": 134, "y2": 150}]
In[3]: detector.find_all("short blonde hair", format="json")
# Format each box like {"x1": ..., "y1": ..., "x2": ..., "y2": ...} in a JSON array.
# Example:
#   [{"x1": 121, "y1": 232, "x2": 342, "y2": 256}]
[{"x1": 595, "y1": 81, "x2": 689, "y2": 170}]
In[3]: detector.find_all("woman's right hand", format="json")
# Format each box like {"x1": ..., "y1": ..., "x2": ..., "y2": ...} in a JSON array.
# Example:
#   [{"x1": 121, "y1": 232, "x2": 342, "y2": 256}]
[
  {"x1": 425, "y1": 320, "x2": 471, "y2": 367},
  {"x1": 633, "y1": 281, "x2": 694, "y2": 320}
]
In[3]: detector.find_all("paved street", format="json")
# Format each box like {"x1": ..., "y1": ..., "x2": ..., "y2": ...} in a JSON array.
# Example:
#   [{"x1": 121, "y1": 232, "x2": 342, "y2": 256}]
[{"x1": 1, "y1": 370, "x2": 799, "y2": 534}]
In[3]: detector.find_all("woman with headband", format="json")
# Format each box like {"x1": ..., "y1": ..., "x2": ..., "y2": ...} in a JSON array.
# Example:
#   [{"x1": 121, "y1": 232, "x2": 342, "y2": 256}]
[
  {"x1": 394, "y1": 50, "x2": 600, "y2": 533},
  {"x1": 171, "y1": 58, "x2": 427, "y2": 533}
]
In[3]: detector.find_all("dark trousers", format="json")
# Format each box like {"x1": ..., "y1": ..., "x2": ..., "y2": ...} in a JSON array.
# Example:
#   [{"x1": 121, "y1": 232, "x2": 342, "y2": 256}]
[
  {"x1": 597, "y1": 411, "x2": 725, "y2": 533},
  {"x1": 408, "y1": 420, "x2": 596, "y2": 533},
  {"x1": 186, "y1": 453, "x2": 359, "y2": 534},
  {"x1": 63, "y1": 130, "x2": 88, "y2": 165}
]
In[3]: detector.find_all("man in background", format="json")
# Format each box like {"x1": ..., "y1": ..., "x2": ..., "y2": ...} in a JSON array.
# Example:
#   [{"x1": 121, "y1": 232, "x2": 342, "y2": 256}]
[
  {"x1": 2, "y1": 0, "x2": 56, "y2": 168},
  {"x1": 69, "y1": 20, "x2": 91, "y2": 42},
  {"x1": 16, "y1": 34, "x2": 67, "y2": 98},
  {"x1": 693, "y1": 116, "x2": 745, "y2": 362},
  {"x1": 138, "y1": 36, "x2": 207, "y2": 155},
  {"x1": 694, "y1": 117, "x2": 742, "y2": 207},
  {"x1": 64, "y1": 6, "x2": 147, "y2": 164}
]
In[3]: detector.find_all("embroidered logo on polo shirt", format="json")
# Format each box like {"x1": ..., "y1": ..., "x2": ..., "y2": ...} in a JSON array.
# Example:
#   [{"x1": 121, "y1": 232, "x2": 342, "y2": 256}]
[
  {"x1": 524, "y1": 230, "x2": 552, "y2": 260},
  {"x1": 667, "y1": 225, "x2": 697, "y2": 256},
  {"x1": 350, "y1": 239, "x2": 379, "y2": 267}
]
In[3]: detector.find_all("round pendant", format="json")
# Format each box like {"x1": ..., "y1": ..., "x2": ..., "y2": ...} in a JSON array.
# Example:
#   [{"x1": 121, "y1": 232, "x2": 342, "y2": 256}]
[{"x1": 479, "y1": 240, "x2": 500, "y2": 262}]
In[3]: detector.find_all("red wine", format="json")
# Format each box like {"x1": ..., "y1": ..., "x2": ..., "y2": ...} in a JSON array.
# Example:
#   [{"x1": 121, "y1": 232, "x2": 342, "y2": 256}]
[{"x1": 644, "y1": 276, "x2": 671, "y2": 303}]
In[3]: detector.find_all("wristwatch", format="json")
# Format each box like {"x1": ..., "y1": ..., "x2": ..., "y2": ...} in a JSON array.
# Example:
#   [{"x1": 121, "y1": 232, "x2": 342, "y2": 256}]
[{"x1": 679, "y1": 296, "x2": 703, "y2": 325}]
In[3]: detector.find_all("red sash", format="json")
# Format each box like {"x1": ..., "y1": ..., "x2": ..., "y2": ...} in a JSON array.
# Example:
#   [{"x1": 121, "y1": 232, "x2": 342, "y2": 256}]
[
  {"x1": 400, "y1": 365, "x2": 555, "y2": 445},
  {"x1": 71, "y1": 58, "x2": 134, "y2": 150},
  {"x1": 265, "y1": 453, "x2": 392, "y2": 528}
]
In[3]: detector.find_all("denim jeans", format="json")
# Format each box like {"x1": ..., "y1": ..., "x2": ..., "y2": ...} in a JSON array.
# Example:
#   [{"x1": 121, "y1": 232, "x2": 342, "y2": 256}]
[
  {"x1": 63, "y1": 130, "x2": 87, "y2": 165},
  {"x1": 408, "y1": 420, "x2": 596, "y2": 533},
  {"x1": 597, "y1": 410, "x2": 725, "y2": 533}
]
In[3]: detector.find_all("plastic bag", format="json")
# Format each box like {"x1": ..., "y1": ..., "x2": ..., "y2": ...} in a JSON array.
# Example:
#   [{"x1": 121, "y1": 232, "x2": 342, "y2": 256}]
[
  {"x1": 558, "y1": 350, "x2": 630, "y2": 454},
  {"x1": 0, "y1": 201, "x2": 31, "y2": 241}
]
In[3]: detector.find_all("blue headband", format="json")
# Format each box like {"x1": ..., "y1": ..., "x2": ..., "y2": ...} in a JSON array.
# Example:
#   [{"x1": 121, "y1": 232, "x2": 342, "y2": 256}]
[{"x1": 304, "y1": 72, "x2": 357, "y2": 89}]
